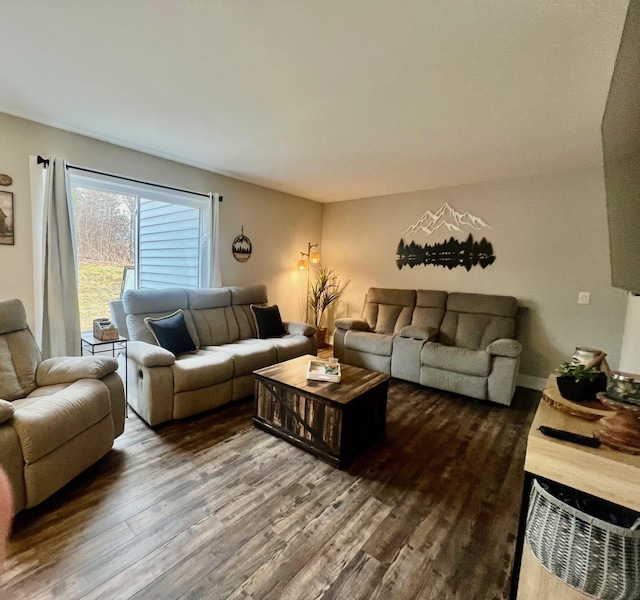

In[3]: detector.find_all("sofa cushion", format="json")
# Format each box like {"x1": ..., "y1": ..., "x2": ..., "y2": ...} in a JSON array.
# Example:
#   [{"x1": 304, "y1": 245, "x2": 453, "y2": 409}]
[
  {"x1": 0, "y1": 329, "x2": 42, "y2": 401},
  {"x1": 210, "y1": 340, "x2": 278, "y2": 376},
  {"x1": 0, "y1": 298, "x2": 29, "y2": 335},
  {"x1": 191, "y1": 306, "x2": 237, "y2": 346},
  {"x1": 399, "y1": 325, "x2": 437, "y2": 341},
  {"x1": 265, "y1": 335, "x2": 316, "y2": 363},
  {"x1": 391, "y1": 336, "x2": 424, "y2": 383},
  {"x1": 363, "y1": 288, "x2": 416, "y2": 335},
  {"x1": 127, "y1": 311, "x2": 201, "y2": 347},
  {"x1": 345, "y1": 330, "x2": 393, "y2": 357},
  {"x1": 0, "y1": 299, "x2": 43, "y2": 401},
  {"x1": 187, "y1": 288, "x2": 231, "y2": 310},
  {"x1": 229, "y1": 285, "x2": 268, "y2": 306},
  {"x1": 123, "y1": 287, "x2": 189, "y2": 315},
  {"x1": 420, "y1": 367, "x2": 488, "y2": 400},
  {"x1": 26, "y1": 383, "x2": 72, "y2": 398},
  {"x1": 144, "y1": 310, "x2": 198, "y2": 356},
  {"x1": 439, "y1": 293, "x2": 517, "y2": 350},
  {"x1": 187, "y1": 288, "x2": 237, "y2": 345},
  {"x1": 251, "y1": 304, "x2": 286, "y2": 340},
  {"x1": 411, "y1": 290, "x2": 447, "y2": 330},
  {"x1": 13, "y1": 379, "x2": 111, "y2": 463},
  {"x1": 446, "y1": 292, "x2": 517, "y2": 318},
  {"x1": 250, "y1": 305, "x2": 286, "y2": 339},
  {"x1": 230, "y1": 285, "x2": 268, "y2": 339},
  {"x1": 171, "y1": 350, "x2": 234, "y2": 393},
  {"x1": 421, "y1": 342, "x2": 491, "y2": 377},
  {"x1": 374, "y1": 304, "x2": 410, "y2": 335},
  {"x1": 123, "y1": 288, "x2": 200, "y2": 346}
]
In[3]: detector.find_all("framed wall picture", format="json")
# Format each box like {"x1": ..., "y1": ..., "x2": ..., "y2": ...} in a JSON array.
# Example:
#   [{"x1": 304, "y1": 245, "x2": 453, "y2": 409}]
[{"x1": 0, "y1": 191, "x2": 14, "y2": 246}]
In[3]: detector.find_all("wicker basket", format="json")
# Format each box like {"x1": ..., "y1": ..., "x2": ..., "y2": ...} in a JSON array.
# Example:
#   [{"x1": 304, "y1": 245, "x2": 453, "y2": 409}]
[{"x1": 526, "y1": 479, "x2": 640, "y2": 599}]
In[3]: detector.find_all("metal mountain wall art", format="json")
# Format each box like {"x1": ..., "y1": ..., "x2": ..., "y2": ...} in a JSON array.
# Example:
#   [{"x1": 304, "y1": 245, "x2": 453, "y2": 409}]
[{"x1": 396, "y1": 203, "x2": 495, "y2": 271}]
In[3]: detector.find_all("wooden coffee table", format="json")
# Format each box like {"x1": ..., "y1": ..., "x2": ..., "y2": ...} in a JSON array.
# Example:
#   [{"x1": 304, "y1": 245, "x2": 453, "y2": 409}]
[{"x1": 253, "y1": 355, "x2": 389, "y2": 468}]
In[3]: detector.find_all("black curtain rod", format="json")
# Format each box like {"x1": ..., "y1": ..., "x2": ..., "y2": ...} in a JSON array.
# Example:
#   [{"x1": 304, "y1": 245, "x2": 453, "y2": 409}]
[{"x1": 36, "y1": 155, "x2": 222, "y2": 202}]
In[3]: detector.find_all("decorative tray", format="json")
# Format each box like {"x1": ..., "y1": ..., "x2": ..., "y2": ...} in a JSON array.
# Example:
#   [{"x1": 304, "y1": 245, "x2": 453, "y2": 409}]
[{"x1": 306, "y1": 360, "x2": 341, "y2": 383}]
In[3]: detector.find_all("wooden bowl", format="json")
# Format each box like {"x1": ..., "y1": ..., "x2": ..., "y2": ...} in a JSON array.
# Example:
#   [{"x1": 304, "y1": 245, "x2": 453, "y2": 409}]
[{"x1": 595, "y1": 393, "x2": 640, "y2": 455}]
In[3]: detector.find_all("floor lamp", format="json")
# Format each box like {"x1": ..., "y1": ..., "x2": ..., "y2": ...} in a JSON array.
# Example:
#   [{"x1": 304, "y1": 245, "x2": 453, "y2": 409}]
[{"x1": 297, "y1": 242, "x2": 320, "y2": 324}]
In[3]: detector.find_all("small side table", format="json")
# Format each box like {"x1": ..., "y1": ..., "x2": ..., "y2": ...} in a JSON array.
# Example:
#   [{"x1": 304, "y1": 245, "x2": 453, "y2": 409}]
[{"x1": 80, "y1": 332, "x2": 128, "y2": 414}]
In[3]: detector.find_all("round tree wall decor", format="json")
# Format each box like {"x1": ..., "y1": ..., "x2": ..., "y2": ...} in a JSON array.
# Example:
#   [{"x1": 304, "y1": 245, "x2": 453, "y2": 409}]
[{"x1": 232, "y1": 226, "x2": 252, "y2": 262}]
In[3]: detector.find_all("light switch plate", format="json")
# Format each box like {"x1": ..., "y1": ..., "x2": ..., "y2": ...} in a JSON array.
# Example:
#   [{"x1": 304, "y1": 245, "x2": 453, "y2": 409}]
[{"x1": 578, "y1": 292, "x2": 591, "y2": 304}]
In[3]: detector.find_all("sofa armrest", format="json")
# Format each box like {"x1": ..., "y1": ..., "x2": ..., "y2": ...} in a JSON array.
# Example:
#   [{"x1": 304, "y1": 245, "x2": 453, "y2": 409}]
[
  {"x1": 334, "y1": 318, "x2": 369, "y2": 331},
  {"x1": 36, "y1": 356, "x2": 118, "y2": 386},
  {"x1": 399, "y1": 325, "x2": 438, "y2": 341},
  {"x1": 284, "y1": 321, "x2": 316, "y2": 337},
  {"x1": 487, "y1": 338, "x2": 522, "y2": 358},
  {"x1": 127, "y1": 341, "x2": 176, "y2": 367},
  {"x1": 0, "y1": 400, "x2": 15, "y2": 424}
]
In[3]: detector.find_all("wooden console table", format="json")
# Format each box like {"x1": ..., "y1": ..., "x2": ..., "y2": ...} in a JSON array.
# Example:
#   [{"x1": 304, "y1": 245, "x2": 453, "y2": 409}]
[{"x1": 510, "y1": 378, "x2": 640, "y2": 599}]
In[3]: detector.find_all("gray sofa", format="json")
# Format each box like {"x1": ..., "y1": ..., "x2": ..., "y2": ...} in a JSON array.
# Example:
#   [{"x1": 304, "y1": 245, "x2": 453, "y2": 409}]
[
  {"x1": 334, "y1": 288, "x2": 521, "y2": 406},
  {"x1": 0, "y1": 298, "x2": 125, "y2": 513},
  {"x1": 111, "y1": 285, "x2": 317, "y2": 427}
]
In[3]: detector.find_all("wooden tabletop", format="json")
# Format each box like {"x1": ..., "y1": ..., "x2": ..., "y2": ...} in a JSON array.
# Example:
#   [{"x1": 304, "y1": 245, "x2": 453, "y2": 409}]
[
  {"x1": 525, "y1": 398, "x2": 640, "y2": 511},
  {"x1": 254, "y1": 355, "x2": 389, "y2": 406}
]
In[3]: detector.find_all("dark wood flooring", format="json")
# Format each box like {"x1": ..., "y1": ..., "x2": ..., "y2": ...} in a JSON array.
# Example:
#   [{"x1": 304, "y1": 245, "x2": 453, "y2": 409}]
[{"x1": 2, "y1": 360, "x2": 539, "y2": 600}]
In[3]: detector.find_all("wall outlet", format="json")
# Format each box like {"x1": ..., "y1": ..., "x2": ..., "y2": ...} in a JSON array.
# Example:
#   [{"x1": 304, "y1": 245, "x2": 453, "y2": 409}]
[{"x1": 578, "y1": 292, "x2": 591, "y2": 305}]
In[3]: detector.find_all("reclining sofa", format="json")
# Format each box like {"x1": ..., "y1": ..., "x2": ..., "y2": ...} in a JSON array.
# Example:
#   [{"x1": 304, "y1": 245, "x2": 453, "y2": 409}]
[
  {"x1": 0, "y1": 298, "x2": 125, "y2": 513},
  {"x1": 334, "y1": 288, "x2": 521, "y2": 406},
  {"x1": 111, "y1": 285, "x2": 317, "y2": 427}
]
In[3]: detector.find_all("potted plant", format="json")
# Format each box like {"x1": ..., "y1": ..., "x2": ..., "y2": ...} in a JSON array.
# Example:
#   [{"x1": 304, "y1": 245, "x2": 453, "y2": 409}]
[
  {"x1": 308, "y1": 265, "x2": 341, "y2": 348},
  {"x1": 555, "y1": 362, "x2": 607, "y2": 401}
]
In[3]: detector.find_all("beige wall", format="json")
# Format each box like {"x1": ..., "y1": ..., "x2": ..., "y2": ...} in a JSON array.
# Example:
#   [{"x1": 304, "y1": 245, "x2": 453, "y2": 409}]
[
  {"x1": 0, "y1": 112, "x2": 323, "y2": 327},
  {"x1": 0, "y1": 111, "x2": 630, "y2": 386},
  {"x1": 321, "y1": 168, "x2": 629, "y2": 384}
]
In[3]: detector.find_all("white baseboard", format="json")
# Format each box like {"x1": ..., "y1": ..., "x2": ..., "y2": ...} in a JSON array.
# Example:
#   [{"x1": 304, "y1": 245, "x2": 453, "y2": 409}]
[{"x1": 517, "y1": 373, "x2": 546, "y2": 391}]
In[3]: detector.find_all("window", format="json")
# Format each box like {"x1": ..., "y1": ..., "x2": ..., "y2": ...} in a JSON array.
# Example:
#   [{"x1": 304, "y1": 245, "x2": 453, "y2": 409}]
[{"x1": 69, "y1": 172, "x2": 213, "y2": 330}]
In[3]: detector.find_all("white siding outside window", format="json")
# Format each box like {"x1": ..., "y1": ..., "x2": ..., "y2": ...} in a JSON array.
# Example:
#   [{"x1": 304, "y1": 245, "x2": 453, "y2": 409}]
[{"x1": 138, "y1": 198, "x2": 201, "y2": 289}]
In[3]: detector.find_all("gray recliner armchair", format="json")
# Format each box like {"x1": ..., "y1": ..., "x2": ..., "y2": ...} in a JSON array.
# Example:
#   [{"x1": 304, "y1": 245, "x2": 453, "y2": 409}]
[{"x1": 0, "y1": 298, "x2": 126, "y2": 513}]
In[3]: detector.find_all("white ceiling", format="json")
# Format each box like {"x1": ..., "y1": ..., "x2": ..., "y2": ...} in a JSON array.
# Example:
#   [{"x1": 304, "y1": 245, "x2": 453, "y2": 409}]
[{"x1": 0, "y1": 1, "x2": 630, "y2": 202}]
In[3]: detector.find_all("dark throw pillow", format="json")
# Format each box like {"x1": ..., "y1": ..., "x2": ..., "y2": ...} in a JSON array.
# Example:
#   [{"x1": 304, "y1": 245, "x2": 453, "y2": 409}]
[
  {"x1": 251, "y1": 304, "x2": 286, "y2": 339},
  {"x1": 144, "y1": 309, "x2": 198, "y2": 356}
]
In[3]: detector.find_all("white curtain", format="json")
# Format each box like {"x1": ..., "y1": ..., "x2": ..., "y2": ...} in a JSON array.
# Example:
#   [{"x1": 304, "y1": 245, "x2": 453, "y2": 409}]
[
  {"x1": 210, "y1": 192, "x2": 222, "y2": 287},
  {"x1": 29, "y1": 156, "x2": 46, "y2": 346},
  {"x1": 38, "y1": 158, "x2": 81, "y2": 357}
]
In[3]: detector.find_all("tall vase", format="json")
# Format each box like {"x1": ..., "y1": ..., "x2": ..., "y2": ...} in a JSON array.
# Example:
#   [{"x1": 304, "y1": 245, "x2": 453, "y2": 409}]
[{"x1": 316, "y1": 327, "x2": 327, "y2": 349}]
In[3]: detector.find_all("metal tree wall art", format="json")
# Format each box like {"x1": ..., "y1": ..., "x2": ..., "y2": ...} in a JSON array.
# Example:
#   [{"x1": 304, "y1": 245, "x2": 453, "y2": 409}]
[
  {"x1": 232, "y1": 226, "x2": 252, "y2": 262},
  {"x1": 396, "y1": 203, "x2": 495, "y2": 271}
]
